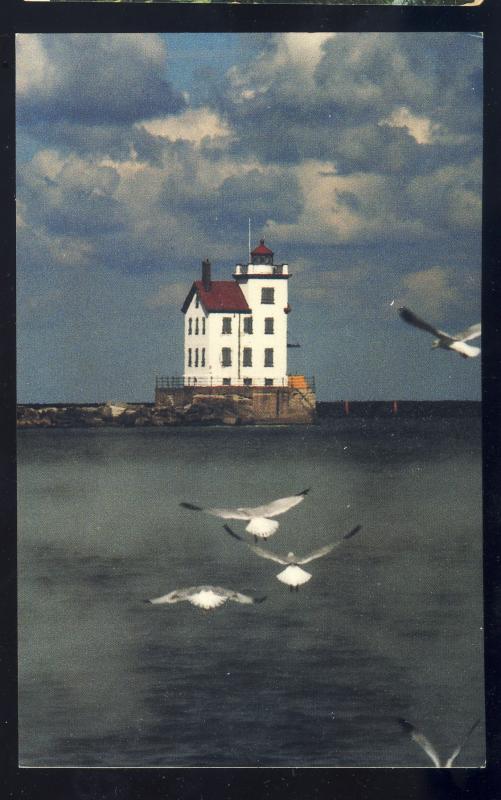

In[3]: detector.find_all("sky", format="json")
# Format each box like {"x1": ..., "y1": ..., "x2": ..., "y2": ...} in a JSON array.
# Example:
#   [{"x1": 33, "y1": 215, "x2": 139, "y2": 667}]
[{"x1": 16, "y1": 33, "x2": 483, "y2": 403}]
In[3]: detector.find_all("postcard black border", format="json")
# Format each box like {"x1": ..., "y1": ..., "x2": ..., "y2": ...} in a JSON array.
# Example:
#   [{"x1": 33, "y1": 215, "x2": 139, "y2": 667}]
[{"x1": 1, "y1": 1, "x2": 500, "y2": 798}]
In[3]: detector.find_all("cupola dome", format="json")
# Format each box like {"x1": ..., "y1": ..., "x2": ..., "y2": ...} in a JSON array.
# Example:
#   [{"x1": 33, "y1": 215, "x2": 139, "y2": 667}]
[{"x1": 251, "y1": 239, "x2": 273, "y2": 265}]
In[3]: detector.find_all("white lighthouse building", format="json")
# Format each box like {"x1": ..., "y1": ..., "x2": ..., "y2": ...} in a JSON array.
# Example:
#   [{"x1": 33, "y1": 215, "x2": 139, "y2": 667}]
[{"x1": 181, "y1": 240, "x2": 290, "y2": 387}]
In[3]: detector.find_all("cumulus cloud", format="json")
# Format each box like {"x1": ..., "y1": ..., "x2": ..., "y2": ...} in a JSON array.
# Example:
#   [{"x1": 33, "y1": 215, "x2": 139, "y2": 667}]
[
  {"x1": 191, "y1": 167, "x2": 304, "y2": 236},
  {"x1": 379, "y1": 107, "x2": 470, "y2": 148},
  {"x1": 146, "y1": 282, "x2": 191, "y2": 309},
  {"x1": 219, "y1": 33, "x2": 481, "y2": 175},
  {"x1": 406, "y1": 160, "x2": 482, "y2": 232},
  {"x1": 17, "y1": 34, "x2": 186, "y2": 126},
  {"x1": 379, "y1": 107, "x2": 439, "y2": 145},
  {"x1": 141, "y1": 108, "x2": 232, "y2": 144},
  {"x1": 396, "y1": 266, "x2": 463, "y2": 318},
  {"x1": 17, "y1": 191, "x2": 96, "y2": 272},
  {"x1": 266, "y1": 161, "x2": 430, "y2": 248},
  {"x1": 17, "y1": 32, "x2": 482, "y2": 274},
  {"x1": 19, "y1": 149, "x2": 126, "y2": 238},
  {"x1": 16, "y1": 33, "x2": 482, "y2": 401}
]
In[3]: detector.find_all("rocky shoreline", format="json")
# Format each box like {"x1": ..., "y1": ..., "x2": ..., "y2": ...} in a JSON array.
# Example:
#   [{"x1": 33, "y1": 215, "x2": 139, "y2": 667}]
[{"x1": 17, "y1": 395, "x2": 280, "y2": 428}]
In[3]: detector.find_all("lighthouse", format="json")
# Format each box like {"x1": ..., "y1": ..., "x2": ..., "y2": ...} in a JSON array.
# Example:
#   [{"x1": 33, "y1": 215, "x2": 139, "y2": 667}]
[
  {"x1": 181, "y1": 240, "x2": 290, "y2": 387},
  {"x1": 155, "y1": 239, "x2": 315, "y2": 423}
]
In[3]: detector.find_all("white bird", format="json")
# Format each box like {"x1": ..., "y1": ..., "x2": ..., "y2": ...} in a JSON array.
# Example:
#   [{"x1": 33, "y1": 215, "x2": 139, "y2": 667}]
[
  {"x1": 398, "y1": 718, "x2": 481, "y2": 768},
  {"x1": 224, "y1": 524, "x2": 362, "y2": 590},
  {"x1": 399, "y1": 307, "x2": 481, "y2": 359},
  {"x1": 180, "y1": 489, "x2": 310, "y2": 541},
  {"x1": 145, "y1": 585, "x2": 266, "y2": 611}
]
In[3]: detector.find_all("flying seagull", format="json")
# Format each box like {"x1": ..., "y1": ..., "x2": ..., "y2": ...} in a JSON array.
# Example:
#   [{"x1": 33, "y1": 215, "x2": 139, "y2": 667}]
[
  {"x1": 180, "y1": 489, "x2": 310, "y2": 541},
  {"x1": 397, "y1": 718, "x2": 481, "y2": 768},
  {"x1": 398, "y1": 307, "x2": 481, "y2": 359},
  {"x1": 145, "y1": 585, "x2": 266, "y2": 611},
  {"x1": 224, "y1": 524, "x2": 362, "y2": 590}
]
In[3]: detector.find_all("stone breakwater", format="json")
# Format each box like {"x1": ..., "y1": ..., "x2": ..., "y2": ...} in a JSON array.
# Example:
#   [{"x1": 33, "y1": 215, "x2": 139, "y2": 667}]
[{"x1": 17, "y1": 392, "x2": 315, "y2": 428}]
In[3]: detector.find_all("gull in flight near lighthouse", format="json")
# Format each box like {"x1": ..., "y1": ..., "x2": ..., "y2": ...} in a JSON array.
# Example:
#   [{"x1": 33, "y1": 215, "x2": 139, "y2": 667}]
[
  {"x1": 180, "y1": 489, "x2": 310, "y2": 541},
  {"x1": 398, "y1": 307, "x2": 481, "y2": 359},
  {"x1": 145, "y1": 585, "x2": 266, "y2": 611},
  {"x1": 397, "y1": 718, "x2": 481, "y2": 768},
  {"x1": 224, "y1": 524, "x2": 362, "y2": 590}
]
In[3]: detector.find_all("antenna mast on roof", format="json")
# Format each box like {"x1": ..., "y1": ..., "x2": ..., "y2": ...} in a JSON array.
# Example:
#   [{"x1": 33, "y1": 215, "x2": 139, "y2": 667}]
[{"x1": 248, "y1": 218, "x2": 251, "y2": 264}]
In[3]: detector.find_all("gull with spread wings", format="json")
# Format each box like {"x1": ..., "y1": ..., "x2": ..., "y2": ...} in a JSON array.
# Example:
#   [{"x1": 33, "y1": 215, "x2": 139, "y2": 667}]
[
  {"x1": 180, "y1": 489, "x2": 310, "y2": 541},
  {"x1": 397, "y1": 718, "x2": 481, "y2": 768},
  {"x1": 398, "y1": 307, "x2": 481, "y2": 359},
  {"x1": 145, "y1": 585, "x2": 266, "y2": 611},
  {"x1": 224, "y1": 523, "x2": 362, "y2": 590}
]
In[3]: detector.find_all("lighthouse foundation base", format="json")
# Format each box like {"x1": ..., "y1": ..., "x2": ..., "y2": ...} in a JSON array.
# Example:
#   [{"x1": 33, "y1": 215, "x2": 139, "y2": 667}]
[{"x1": 154, "y1": 384, "x2": 316, "y2": 425}]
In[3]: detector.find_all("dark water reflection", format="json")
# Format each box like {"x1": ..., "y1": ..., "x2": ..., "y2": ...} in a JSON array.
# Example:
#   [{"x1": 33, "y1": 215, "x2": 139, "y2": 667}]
[{"x1": 18, "y1": 418, "x2": 484, "y2": 766}]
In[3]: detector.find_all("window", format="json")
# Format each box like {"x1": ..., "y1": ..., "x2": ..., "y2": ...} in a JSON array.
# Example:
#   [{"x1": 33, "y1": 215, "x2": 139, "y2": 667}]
[
  {"x1": 243, "y1": 316, "x2": 253, "y2": 334},
  {"x1": 264, "y1": 317, "x2": 274, "y2": 334},
  {"x1": 222, "y1": 378, "x2": 231, "y2": 386},
  {"x1": 201, "y1": 348, "x2": 206, "y2": 367},
  {"x1": 188, "y1": 348, "x2": 192, "y2": 367},
  {"x1": 221, "y1": 348, "x2": 232, "y2": 367},
  {"x1": 195, "y1": 318, "x2": 199, "y2": 335},
  {"x1": 195, "y1": 295, "x2": 200, "y2": 308},
  {"x1": 222, "y1": 317, "x2": 232, "y2": 334},
  {"x1": 243, "y1": 348, "x2": 252, "y2": 367},
  {"x1": 255, "y1": 254, "x2": 272, "y2": 266},
  {"x1": 188, "y1": 318, "x2": 192, "y2": 335},
  {"x1": 195, "y1": 348, "x2": 199, "y2": 367},
  {"x1": 261, "y1": 287, "x2": 274, "y2": 304},
  {"x1": 265, "y1": 378, "x2": 274, "y2": 386},
  {"x1": 264, "y1": 348, "x2": 274, "y2": 367},
  {"x1": 202, "y1": 318, "x2": 206, "y2": 335},
  {"x1": 243, "y1": 378, "x2": 253, "y2": 386}
]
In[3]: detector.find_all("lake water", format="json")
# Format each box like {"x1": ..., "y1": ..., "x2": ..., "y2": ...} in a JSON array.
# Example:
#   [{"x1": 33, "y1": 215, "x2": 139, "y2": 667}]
[{"x1": 17, "y1": 416, "x2": 485, "y2": 767}]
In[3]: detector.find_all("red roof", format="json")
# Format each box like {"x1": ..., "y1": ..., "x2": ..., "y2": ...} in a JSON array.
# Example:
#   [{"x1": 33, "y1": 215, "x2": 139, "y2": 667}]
[
  {"x1": 251, "y1": 239, "x2": 273, "y2": 256},
  {"x1": 182, "y1": 280, "x2": 251, "y2": 314}
]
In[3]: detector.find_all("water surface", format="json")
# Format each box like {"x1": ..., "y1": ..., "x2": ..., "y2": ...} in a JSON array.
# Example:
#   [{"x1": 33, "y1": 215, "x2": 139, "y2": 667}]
[{"x1": 18, "y1": 417, "x2": 484, "y2": 766}]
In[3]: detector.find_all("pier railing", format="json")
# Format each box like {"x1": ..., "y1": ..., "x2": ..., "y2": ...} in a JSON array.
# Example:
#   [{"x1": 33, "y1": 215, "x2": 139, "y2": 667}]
[{"x1": 155, "y1": 375, "x2": 315, "y2": 391}]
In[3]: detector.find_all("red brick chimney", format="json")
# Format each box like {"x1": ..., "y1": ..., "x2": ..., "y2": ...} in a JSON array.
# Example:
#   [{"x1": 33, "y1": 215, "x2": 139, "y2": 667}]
[{"x1": 202, "y1": 259, "x2": 211, "y2": 292}]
